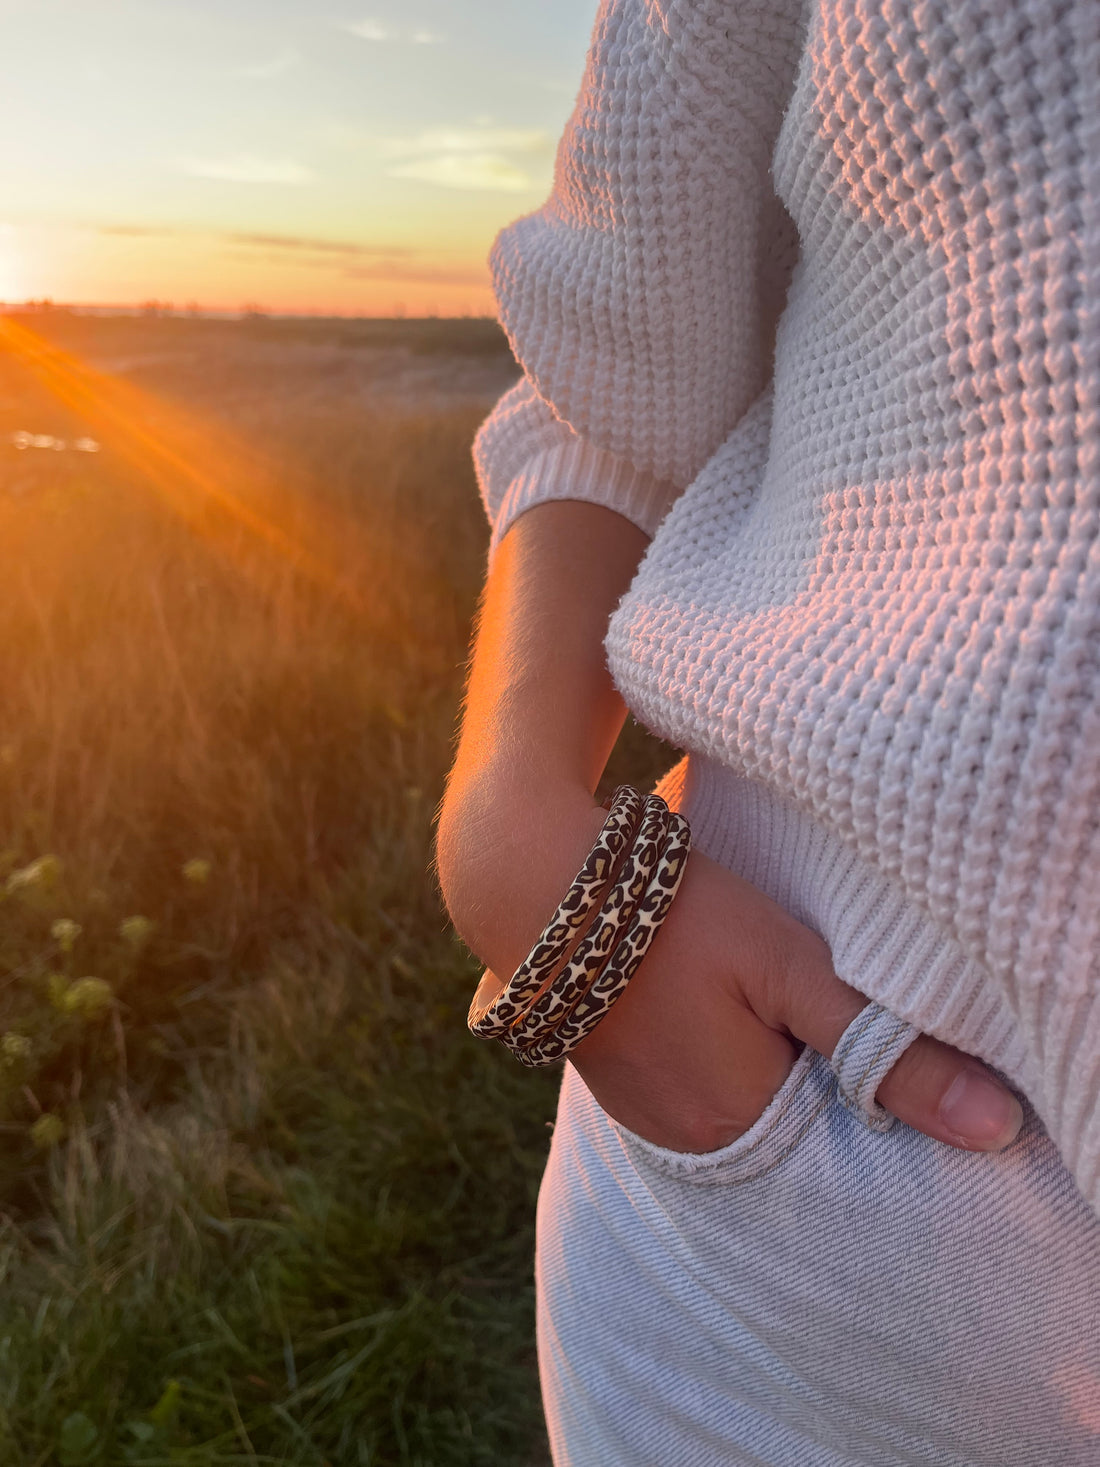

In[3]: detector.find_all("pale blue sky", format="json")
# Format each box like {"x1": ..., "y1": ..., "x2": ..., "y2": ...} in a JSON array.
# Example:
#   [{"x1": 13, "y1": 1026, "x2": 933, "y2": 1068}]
[{"x1": 0, "y1": 0, "x2": 597, "y2": 312}]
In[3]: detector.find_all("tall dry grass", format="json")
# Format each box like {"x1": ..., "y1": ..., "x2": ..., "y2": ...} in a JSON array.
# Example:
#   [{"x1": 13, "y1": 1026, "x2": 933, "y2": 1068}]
[
  {"x1": 0, "y1": 316, "x2": 562, "y2": 1465},
  {"x1": 0, "y1": 328, "x2": 484, "y2": 1115},
  {"x1": 0, "y1": 315, "x2": 669, "y2": 1464}
]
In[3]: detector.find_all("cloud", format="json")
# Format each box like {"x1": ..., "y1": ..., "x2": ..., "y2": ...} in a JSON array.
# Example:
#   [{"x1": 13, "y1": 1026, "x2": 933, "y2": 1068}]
[
  {"x1": 226, "y1": 50, "x2": 299, "y2": 81},
  {"x1": 224, "y1": 232, "x2": 414, "y2": 261},
  {"x1": 179, "y1": 155, "x2": 313, "y2": 185},
  {"x1": 386, "y1": 154, "x2": 535, "y2": 192},
  {"x1": 345, "y1": 18, "x2": 445, "y2": 44},
  {"x1": 304, "y1": 118, "x2": 549, "y2": 193},
  {"x1": 378, "y1": 125, "x2": 551, "y2": 194},
  {"x1": 343, "y1": 259, "x2": 489, "y2": 288},
  {"x1": 219, "y1": 232, "x2": 483, "y2": 287},
  {"x1": 98, "y1": 224, "x2": 163, "y2": 238},
  {"x1": 345, "y1": 18, "x2": 391, "y2": 41},
  {"x1": 383, "y1": 126, "x2": 550, "y2": 157},
  {"x1": 94, "y1": 225, "x2": 414, "y2": 265}
]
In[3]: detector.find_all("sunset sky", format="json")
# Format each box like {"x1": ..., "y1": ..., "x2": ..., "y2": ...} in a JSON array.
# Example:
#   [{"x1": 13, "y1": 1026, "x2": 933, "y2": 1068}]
[{"x1": 0, "y1": 0, "x2": 596, "y2": 316}]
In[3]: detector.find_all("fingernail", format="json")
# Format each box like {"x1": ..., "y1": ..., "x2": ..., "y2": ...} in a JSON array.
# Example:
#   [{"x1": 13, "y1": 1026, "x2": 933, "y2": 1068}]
[{"x1": 939, "y1": 1068, "x2": 1024, "y2": 1150}]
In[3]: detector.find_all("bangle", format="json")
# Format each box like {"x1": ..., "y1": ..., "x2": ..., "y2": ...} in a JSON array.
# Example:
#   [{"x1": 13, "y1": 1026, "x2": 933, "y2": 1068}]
[
  {"x1": 500, "y1": 794, "x2": 672, "y2": 1051},
  {"x1": 467, "y1": 785, "x2": 646, "y2": 1038},
  {"x1": 514, "y1": 806, "x2": 691, "y2": 1067}
]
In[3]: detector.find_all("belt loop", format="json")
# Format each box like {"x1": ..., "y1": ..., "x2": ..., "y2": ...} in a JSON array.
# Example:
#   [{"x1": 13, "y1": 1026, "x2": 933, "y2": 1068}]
[{"x1": 830, "y1": 1003, "x2": 921, "y2": 1133}]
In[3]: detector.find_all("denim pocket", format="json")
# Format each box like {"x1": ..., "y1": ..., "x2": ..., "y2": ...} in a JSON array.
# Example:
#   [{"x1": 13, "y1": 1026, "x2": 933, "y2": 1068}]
[{"x1": 604, "y1": 1045, "x2": 833, "y2": 1188}]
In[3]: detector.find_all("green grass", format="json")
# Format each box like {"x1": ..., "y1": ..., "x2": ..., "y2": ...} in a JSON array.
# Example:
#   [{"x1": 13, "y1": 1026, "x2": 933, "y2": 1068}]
[
  {"x1": 0, "y1": 314, "x2": 671, "y2": 1464},
  {"x1": 0, "y1": 941, "x2": 559, "y2": 1465}
]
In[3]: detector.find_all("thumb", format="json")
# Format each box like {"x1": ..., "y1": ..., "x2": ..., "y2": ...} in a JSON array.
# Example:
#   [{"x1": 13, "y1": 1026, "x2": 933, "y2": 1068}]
[
  {"x1": 874, "y1": 1036, "x2": 1025, "y2": 1152},
  {"x1": 761, "y1": 914, "x2": 1025, "y2": 1152}
]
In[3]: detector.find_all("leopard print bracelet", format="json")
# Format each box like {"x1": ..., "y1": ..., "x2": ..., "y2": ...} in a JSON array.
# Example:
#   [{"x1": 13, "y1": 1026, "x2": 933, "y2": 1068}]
[
  {"x1": 466, "y1": 784, "x2": 646, "y2": 1039},
  {"x1": 500, "y1": 794, "x2": 672, "y2": 1052},
  {"x1": 513, "y1": 807, "x2": 692, "y2": 1068}
]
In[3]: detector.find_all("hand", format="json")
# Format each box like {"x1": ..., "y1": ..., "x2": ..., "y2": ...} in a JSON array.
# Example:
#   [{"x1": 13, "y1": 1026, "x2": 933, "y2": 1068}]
[
  {"x1": 435, "y1": 500, "x2": 1023, "y2": 1155},
  {"x1": 451, "y1": 797, "x2": 1024, "y2": 1156}
]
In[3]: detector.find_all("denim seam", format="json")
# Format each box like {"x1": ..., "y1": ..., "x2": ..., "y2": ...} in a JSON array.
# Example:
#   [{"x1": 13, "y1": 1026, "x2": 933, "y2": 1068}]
[
  {"x1": 843, "y1": 1024, "x2": 906, "y2": 1130},
  {"x1": 853, "y1": 1020, "x2": 911, "y2": 1097},
  {"x1": 615, "y1": 1051, "x2": 832, "y2": 1187},
  {"x1": 831, "y1": 1004, "x2": 877, "y2": 1077},
  {"x1": 833, "y1": 1010, "x2": 920, "y2": 1133}
]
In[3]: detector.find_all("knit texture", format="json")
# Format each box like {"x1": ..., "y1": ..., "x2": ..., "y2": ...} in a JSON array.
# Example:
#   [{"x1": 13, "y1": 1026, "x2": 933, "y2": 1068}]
[
  {"x1": 473, "y1": 378, "x2": 679, "y2": 557},
  {"x1": 475, "y1": 0, "x2": 1100, "y2": 1212}
]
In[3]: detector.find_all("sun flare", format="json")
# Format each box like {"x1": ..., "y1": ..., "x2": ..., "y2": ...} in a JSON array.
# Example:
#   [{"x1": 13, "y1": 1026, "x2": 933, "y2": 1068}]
[{"x1": 0, "y1": 315, "x2": 387, "y2": 620}]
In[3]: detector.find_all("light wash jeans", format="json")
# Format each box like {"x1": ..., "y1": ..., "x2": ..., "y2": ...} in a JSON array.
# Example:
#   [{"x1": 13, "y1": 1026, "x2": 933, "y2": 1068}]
[
  {"x1": 538, "y1": 1048, "x2": 1100, "y2": 1465},
  {"x1": 536, "y1": 766, "x2": 1100, "y2": 1465}
]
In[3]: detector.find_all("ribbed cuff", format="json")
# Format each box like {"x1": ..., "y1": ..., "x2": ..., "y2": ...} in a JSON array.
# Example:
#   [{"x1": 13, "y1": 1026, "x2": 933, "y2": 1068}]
[{"x1": 489, "y1": 436, "x2": 679, "y2": 563}]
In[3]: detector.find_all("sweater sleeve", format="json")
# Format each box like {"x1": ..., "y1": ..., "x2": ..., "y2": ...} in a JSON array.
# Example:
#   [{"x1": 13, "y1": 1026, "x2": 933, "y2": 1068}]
[{"x1": 474, "y1": 0, "x2": 806, "y2": 556}]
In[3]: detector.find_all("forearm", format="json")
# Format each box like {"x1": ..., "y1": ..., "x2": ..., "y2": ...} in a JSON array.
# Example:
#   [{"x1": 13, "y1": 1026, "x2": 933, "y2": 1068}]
[
  {"x1": 437, "y1": 499, "x2": 649, "y2": 975},
  {"x1": 436, "y1": 503, "x2": 1024, "y2": 1157}
]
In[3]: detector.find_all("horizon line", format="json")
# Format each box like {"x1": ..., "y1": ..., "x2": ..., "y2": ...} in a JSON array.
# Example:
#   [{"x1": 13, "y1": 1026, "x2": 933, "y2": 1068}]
[{"x1": 1, "y1": 301, "x2": 500, "y2": 323}]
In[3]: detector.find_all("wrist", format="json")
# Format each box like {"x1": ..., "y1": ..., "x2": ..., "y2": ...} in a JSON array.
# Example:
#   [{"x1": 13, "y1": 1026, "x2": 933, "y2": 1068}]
[{"x1": 436, "y1": 768, "x2": 606, "y2": 979}]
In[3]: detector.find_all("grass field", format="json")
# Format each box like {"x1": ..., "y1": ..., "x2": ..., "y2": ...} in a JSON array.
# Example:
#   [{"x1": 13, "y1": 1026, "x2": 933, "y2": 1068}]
[{"x1": 0, "y1": 311, "x2": 669, "y2": 1466}]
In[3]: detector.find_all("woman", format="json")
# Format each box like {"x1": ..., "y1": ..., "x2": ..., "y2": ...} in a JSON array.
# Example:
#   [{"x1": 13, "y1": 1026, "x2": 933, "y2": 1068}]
[{"x1": 437, "y1": 0, "x2": 1100, "y2": 1461}]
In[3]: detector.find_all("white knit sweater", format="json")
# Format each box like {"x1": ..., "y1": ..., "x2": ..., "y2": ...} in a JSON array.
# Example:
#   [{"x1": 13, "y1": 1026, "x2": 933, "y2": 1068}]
[{"x1": 474, "y1": 0, "x2": 1100, "y2": 1212}]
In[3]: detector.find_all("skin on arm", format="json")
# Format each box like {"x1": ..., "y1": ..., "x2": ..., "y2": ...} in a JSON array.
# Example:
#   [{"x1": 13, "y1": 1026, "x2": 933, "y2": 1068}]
[{"x1": 436, "y1": 499, "x2": 1024, "y2": 1154}]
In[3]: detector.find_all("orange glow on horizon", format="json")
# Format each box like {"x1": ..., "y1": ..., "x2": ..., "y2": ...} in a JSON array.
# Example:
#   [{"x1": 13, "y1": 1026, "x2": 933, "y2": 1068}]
[{"x1": 5, "y1": 223, "x2": 498, "y2": 321}]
